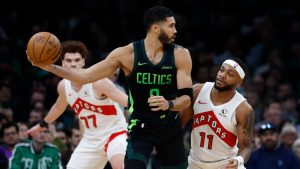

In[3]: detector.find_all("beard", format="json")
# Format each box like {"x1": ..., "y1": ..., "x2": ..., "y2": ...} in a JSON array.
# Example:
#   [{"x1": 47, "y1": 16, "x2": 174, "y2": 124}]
[
  {"x1": 159, "y1": 30, "x2": 175, "y2": 45},
  {"x1": 214, "y1": 81, "x2": 235, "y2": 92},
  {"x1": 262, "y1": 139, "x2": 278, "y2": 150}
]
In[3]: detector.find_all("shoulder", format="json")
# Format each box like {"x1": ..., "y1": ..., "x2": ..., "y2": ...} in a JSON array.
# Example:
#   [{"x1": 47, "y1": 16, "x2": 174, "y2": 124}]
[
  {"x1": 57, "y1": 79, "x2": 66, "y2": 94},
  {"x1": 13, "y1": 142, "x2": 30, "y2": 151},
  {"x1": 110, "y1": 43, "x2": 134, "y2": 57},
  {"x1": 173, "y1": 44, "x2": 190, "y2": 56},
  {"x1": 44, "y1": 143, "x2": 60, "y2": 152},
  {"x1": 236, "y1": 100, "x2": 254, "y2": 123},
  {"x1": 236, "y1": 100, "x2": 253, "y2": 113}
]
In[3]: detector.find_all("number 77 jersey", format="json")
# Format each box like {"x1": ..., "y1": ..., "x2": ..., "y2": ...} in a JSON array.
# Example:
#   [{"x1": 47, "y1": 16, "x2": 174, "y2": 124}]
[
  {"x1": 190, "y1": 82, "x2": 246, "y2": 162},
  {"x1": 64, "y1": 80, "x2": 127, "y2": 143}
]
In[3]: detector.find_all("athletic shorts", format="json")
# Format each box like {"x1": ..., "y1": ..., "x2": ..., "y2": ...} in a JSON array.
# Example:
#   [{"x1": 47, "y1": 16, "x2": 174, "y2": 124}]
[
  {"x1": 67, "y1": 130, "x2": 127, "y2": 169},
  {"x1": 188, "y1": 155, "x2": 246, "y2": 169},
  {"x1": 126, "y1": 112, "x2": 187, "y2": 169}
]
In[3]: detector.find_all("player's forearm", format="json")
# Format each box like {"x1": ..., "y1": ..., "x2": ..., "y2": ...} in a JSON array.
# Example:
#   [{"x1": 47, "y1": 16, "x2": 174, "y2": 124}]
[
  {"x1": 44, "y1": 64, "x2": 92, "y2": 84},
  {"x1": 44, "y1": 105, "x2": 65, "y2": 124},
  {"x1": 170, "y1": 95, "x2": 191, "y2": 112},
  {"x1": 238, "y1": 143, "x2": 253, "y2": 163}
]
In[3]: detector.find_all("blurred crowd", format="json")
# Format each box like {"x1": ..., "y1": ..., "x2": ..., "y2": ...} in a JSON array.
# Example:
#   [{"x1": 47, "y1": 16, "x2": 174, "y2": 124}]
[{"x1": 1, "y1": 0, "x2": 300, "y2": 168}]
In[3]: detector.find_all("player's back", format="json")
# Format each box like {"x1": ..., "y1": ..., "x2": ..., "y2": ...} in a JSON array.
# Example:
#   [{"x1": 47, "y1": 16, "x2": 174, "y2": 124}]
[
  {"x1": 190, "y1": 82, "x2": 246, "y2": 162},
  {"x1": 64, "y1": 80, "x2": 127, "y2": 141}
]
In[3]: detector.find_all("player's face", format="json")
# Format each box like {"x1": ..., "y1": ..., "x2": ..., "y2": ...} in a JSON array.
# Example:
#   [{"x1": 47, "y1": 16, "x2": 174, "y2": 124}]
[
  {"x1": 62, "y1": 52, "x2": 85, "y2": 69},
  {"x1": 214, "y1": 64, "x2": 242, "y2": 91},
  {"x1": 158, "y1": 17, "x2": 177, "y2": 45}
]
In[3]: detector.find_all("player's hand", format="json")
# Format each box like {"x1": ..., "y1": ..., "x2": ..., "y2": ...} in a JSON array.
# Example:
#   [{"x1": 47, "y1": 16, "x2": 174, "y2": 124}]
[
  {"x1": 224, "y1": 159, "x2": 238, "y2": 169},
  {"x1": 148, "y1": 95, "x2": 169, "y2": 111},
  {"x1": 26, "y1": 50, "x2": 49, "y2": 69},
  {"x1": 24, "y1": 123, "x2": 45, "y2": 136}
]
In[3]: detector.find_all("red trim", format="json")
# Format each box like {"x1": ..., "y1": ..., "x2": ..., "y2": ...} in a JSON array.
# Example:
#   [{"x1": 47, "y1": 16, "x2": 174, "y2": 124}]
[
  {"x1": 104, "y1": 130, "x2": 127, "y2": 152},
  {"x1": 71, "y1": 98, "x2": 117, "y2": 115},
  {"x1": 193, "y1": 111, "x2": 237, "y2": 147}
]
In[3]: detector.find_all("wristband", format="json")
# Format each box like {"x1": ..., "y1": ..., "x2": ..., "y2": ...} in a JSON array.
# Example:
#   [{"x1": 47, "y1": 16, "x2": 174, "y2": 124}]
[
  {"x1": 39, "y1": 119, "x2": 49, "y2": 128},
  {"x1": 168, "y1": 100, "x2": 174, "y2": 110},
  {"x1": 234, "y1": 156, "x2": 244, "y2": 166}
]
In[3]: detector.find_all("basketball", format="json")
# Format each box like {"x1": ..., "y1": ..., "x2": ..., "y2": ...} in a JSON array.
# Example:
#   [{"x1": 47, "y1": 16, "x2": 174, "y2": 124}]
[{"x1": 27, "y1": 32, "x2": 61, "y2": 65}]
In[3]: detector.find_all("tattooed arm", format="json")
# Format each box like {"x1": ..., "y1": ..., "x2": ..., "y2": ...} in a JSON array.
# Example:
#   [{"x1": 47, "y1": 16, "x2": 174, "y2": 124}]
[
  {"x1": 236, "y1": 101, "x2": 255, "y2": 162},
  {"x1": 225, "y1": 101, "x2": 254, "y2": 168}
]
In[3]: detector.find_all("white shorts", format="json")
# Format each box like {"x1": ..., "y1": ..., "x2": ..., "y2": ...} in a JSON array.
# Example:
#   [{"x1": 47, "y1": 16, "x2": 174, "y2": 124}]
[
  {"x1": 67, "y1": 131, "x2": 127, "y2": 169},
  {"x1": 188, "y1": 156, "x2": 246, "y2": 169}
]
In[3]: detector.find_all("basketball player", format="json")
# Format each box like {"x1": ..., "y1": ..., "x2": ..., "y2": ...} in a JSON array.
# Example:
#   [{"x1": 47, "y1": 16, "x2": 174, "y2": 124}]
[
  {"x1": 181, "y1": 58, "x2": 254, "y2": 169},
  {"x1": 28, "y1": 6, "x2": 193, "y2": 169},
  {"x1": 25, "y1": 40, "x2": 128, "y2": 169}
]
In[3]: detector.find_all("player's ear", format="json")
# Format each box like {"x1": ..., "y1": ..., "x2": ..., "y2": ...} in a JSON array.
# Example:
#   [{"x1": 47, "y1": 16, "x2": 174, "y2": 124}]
[{"x1": 152, "y1": 24, "x2": 160, "y2": 34}]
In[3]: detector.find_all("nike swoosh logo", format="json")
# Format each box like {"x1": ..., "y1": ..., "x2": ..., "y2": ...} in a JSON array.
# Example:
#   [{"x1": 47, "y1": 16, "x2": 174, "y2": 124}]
[
  {"x1": 138, "y1": 62, "x2": 147, "y2": 66},
  {"x1": 198, "y1": 100, "x2": 207, "y2": 104}
]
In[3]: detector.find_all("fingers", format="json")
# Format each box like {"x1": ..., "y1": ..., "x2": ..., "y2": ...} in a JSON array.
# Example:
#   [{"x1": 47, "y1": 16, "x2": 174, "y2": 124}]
[
  {"x1": 148, "y1": 96, "x2": 168, "y2": 111},
  {"x1": 224, "y1": 159, "x2": 238, "y2": 169}
]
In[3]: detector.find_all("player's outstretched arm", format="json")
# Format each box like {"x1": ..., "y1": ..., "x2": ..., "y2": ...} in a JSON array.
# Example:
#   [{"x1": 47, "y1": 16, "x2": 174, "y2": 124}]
[
  {"x1": 25, "y1": 80, "x2": 68, "y2": 136},
  {"x1": 27, "y1": 46, "x2": 126, "y2": 84}
]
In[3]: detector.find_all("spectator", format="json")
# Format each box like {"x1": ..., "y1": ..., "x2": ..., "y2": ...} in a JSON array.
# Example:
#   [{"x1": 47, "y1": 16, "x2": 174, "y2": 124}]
[
  {"x1": 292, "y1": 138, "x2": 300, "y2": 160},
  {"x1": 17, "y1": 122, "x2": 28, "y2": 142},
  {"x1": 280, "y1": 124, "x2": 298, "y2": 150},
  {"x1": 0, "y1": 122, "x2": 19, "y2": 169},
  {"x1": 9, "y1": 122, "x2": 62, "y2": 169},
  {"x1": 246, "y1": 122, "x2": 300, "y2": 169}
]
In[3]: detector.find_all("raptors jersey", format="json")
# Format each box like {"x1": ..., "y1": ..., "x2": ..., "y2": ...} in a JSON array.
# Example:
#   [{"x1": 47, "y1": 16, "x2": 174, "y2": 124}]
[
  {"x1": 190, "y1": 82, "x2": 246, "y2": 162},
  {"x1": 64, "y1": 80, "x2": 127, "y2": 151}
]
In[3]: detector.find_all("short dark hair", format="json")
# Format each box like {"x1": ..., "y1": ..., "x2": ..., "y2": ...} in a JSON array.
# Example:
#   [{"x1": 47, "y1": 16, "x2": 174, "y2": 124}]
[
  {"x1": 0, "y1": 122, "x2": 19, "y2": 137},
  {"x1": 60, "y1": 40, "x2": 88, "y2": 60},
  {"x1": 143, "y1": 5, "x2": 174, "y2": 32}
]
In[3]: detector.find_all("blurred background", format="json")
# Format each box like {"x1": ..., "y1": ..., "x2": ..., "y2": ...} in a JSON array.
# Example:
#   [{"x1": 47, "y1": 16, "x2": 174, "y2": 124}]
[{"x1": 1, "y1": 0, "x2": 300, "y2": 168}]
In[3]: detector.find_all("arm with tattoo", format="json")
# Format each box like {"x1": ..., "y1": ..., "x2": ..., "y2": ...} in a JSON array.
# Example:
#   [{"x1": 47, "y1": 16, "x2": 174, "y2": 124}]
[{"x1": 236, "y1": 101, "x2": 255, "y2": 162}]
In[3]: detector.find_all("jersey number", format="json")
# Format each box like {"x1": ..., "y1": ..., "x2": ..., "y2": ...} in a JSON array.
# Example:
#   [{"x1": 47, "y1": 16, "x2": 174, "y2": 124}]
[
  {"x1": 199, "y1": 132, "x2": 214, "y2": 149},
  {"x1": 80, "y1": 114, "x2": 97, "y2": 128},
  {"x1": 150, "y1": 88, "x2": 160, "y2": 96}
]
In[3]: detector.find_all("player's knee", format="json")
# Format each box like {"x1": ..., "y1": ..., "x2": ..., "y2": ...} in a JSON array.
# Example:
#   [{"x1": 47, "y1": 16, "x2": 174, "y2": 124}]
[{"x1": 110, "y1": 154, "x2": 125, "y2": 169}]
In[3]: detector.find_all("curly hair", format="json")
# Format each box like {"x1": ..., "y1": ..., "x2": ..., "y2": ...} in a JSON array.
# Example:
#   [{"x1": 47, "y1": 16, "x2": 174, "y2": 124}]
[{"x1": 60, "y1": 40, "x2": 88, "y2": 60}]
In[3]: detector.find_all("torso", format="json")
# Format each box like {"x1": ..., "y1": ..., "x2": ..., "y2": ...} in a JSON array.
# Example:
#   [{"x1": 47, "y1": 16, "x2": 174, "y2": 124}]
[
  {"x1": 64, "y1": 80, "x2": 127, "y2": 140},
  {"x1": 190, "y1": 82, "x2": 246, "y2": 162},
  {"x1": 126, "y1": 40, "x2": 178, "y2": 119}
]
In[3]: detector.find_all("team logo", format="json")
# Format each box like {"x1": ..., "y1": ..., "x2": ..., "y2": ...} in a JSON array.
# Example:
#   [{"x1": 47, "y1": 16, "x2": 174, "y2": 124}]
[
  {"x1": 219, "y1": 109, "x2": 228, "y2": 117},
  {"x1": 84, "y1": 90, "x2": 90, "y2": 97},
  {"x1": 233, "y1": 64, "x2": 239, "y2": 68},
  {"x1": 198, "y1": 100, "x2": 207, "y2": 104}
]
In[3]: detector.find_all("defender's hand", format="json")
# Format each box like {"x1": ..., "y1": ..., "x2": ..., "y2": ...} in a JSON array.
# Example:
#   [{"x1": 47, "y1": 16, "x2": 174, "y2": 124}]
[
  {"x1": 25, "y1": 124, "x2": 45, "y2": 136},
  {"x1": 224, "y1": 159, "x2": 238, "y2": 169}
]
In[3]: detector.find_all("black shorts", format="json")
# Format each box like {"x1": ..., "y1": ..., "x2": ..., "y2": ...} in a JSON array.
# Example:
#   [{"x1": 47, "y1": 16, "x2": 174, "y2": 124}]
[{"x1": 125, "y1": 112, "x2": 187, "y2": 169}]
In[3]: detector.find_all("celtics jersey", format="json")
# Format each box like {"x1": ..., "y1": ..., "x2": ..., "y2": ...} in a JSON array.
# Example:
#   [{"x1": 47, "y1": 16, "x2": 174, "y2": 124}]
[
  {"x1": 9, "y1": 141, "x2": 62, "y2": 169},
  {"x1": 126, "y1": 40, "x2": 178, "y2": 119}
]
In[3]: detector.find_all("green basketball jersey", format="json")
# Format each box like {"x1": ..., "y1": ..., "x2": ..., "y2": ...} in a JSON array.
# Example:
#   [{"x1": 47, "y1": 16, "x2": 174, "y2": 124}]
[
  {"x1": 126, "y1": 40, "x2": 178, "y2": 119},
  {"x1": 9, "y1": 141, "x2": 62, "y2": 169}
]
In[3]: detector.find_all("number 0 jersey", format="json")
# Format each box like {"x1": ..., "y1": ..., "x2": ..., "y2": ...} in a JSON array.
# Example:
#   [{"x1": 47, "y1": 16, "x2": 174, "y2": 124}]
[
  {"x1": 126, "y1": 40, "x2": 178, "y2": 119},
  {"x1": 64, "y1": 80, "x2": 127, "y2": 144},
  {"x1": 190, "y1": 82, "x2": 246, "y2": 162}
]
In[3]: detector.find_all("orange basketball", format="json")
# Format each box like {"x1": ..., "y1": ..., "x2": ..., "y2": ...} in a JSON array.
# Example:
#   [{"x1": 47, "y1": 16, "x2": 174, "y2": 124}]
[{"x1": 27, "y1": 32, "x2": 61, "y2": 65}]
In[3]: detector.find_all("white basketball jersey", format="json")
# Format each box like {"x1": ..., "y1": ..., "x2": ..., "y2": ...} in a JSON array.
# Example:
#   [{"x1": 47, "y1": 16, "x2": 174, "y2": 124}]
[
  {"x1": 190, "y1": 82, "x2": 246, "y2": 162},
  {"x1": 64, "y1": 80, "x2": 127, "y2": 143}
]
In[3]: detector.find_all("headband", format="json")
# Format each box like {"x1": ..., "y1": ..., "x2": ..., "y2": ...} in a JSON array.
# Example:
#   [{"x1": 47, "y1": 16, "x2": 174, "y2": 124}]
[{"x1": 223, "y1": 59, "x2": 245, "y2": 79}]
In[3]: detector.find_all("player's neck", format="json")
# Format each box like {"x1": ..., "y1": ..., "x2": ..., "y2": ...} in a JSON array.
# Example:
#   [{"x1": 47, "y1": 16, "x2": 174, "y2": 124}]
[
  {"x1": 210, "y1": 88, "x2": 236, "y2": 105},
  {"x1": 70, "y1": 81, "x2": 83, "y2": 92},
  {"x1": 144, "y1": 35, "x2": 164, "y2": 52}
]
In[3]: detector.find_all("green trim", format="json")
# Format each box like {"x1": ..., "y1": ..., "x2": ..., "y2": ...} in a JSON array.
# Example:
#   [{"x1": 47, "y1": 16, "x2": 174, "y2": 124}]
[
  {"x1": 128, "y1": 119, "x2": 139, "y2": 133},
  {"x1": 128, "y1": 91, "x2": 134, "y2": 113}
]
